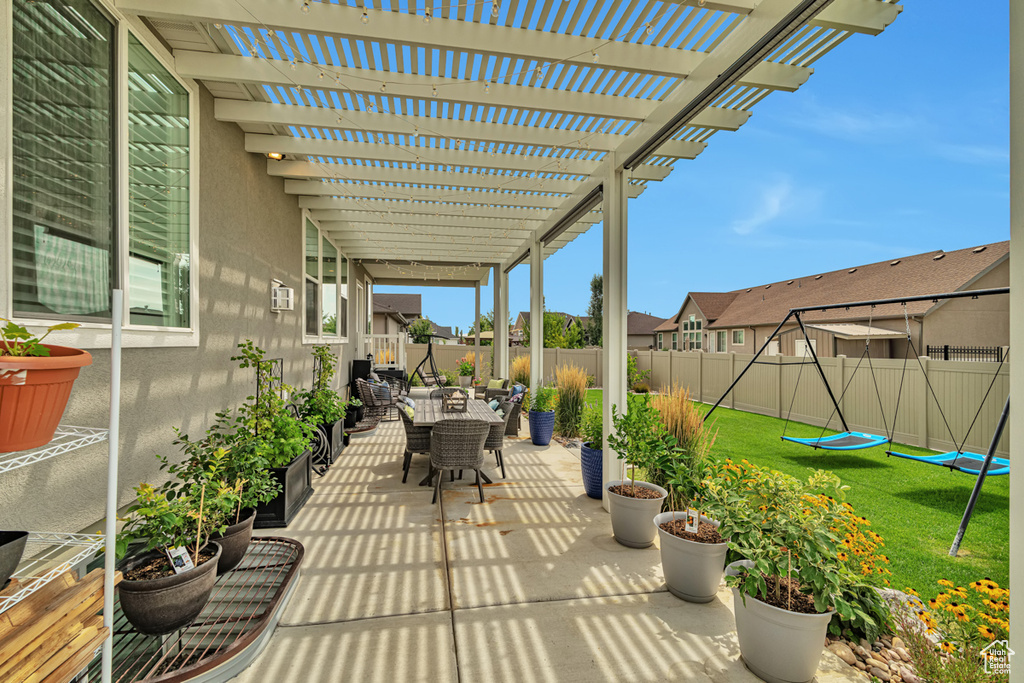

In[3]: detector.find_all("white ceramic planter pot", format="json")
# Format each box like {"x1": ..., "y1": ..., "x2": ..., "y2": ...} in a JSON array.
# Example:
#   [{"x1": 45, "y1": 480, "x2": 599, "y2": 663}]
[
  {"x1": 458, "y1": 375, "x2": 472, "y2": 388},
  {"x1": 726, "y1": 560, "x2": 833, "y2": 683},
  {"x1": 606, "y1": 480, "x2": 667, "y2": 548},
  {"x1": 654, "y1": 512, "x2": 728, "y2": 603}
]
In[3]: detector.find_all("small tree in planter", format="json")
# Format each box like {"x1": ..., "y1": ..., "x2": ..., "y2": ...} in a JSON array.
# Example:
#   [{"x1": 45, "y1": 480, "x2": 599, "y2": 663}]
[
  {"x1": 705, "y1": 461, "x2": 888, "y2": 683},
  {"x1": 604, "y1": 394, "x2": 670, "y2": 548},
  {"x1": 526, "y1": 385, "x2": 557, "y2": 446},
  {"x1": 116, "y1": 455, "x2": 239, "y2": 635},
  {"x1": 579, "y1": 402, "x2": 603, "y2": 499},
  {"x1": 294, "y1": 345, "x2": 347, "y2": 461},
  {"x1": 232, "y1": 341, "x2": 314, "y2": 527}
]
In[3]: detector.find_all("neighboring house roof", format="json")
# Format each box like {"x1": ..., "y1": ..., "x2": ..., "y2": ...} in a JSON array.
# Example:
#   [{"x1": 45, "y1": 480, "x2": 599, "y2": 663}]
[
  {"x1": 703, "y1": 241, "x2": 1009, "y2": 328},
  {"x1": 664, "y1": 291, "x2": 739, "y2": 330},
  {"x1": 653, "y1": 319, "x2": 677, "y2": 333},
  {"x1": 429, "y1": 324, "x2": 454, "y2": 339},
  {"x1": 627, "y1": 311, "x2": 669, "y2": 335},
  {"x1": 513, "y1": 311, "x2": 578, "y2": 331},
  {"x1": 374, "y1": 293, "x2": 422, "y2": 318}
]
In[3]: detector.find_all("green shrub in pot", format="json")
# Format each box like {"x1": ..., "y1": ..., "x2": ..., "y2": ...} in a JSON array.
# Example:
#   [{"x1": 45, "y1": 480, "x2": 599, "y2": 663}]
[{"x1": 294, "y1": 345, "x2": 346, "y2": 427}]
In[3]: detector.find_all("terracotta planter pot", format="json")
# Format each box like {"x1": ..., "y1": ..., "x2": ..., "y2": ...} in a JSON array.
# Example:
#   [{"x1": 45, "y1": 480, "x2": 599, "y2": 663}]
[
  {"x1": 0, "y1": 345, "x2": 92, "y2": 452},
  {"x1": 118, "y1": 542, "x2": 222, "y2": 635},
  {"x1": 726, "y1": 560, "x2": 834, "y2": 683},
  {"x1": 654, "y1": 512, "x2": 728, "y2": 603},
  {"x1": 209, "y1": 509, "x2": 255, "y2": 574}
]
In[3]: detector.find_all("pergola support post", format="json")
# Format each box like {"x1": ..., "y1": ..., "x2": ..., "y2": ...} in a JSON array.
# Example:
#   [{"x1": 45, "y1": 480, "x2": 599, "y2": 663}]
[
  {"x1": 474, "y1": 281, "x2": 481, "y2": 381},
  {"x1": 1009, "y1": 0, "x2": 1022, "y2": 661},
  {"x1": 530, "y1": 240, "x2": 544, "y2": 392},
  {"x1": 493, "y1": 265, "x2": 509, "y2": 379},
  {"x1": 601, "y1": 162, "x2": 628, "y2": 512}
]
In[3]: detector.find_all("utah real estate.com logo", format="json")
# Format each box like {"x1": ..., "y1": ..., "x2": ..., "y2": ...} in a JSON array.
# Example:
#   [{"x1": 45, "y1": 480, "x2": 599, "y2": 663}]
[{"x1": 981, "y1": 640, "x2": 1014, "y2": 675}]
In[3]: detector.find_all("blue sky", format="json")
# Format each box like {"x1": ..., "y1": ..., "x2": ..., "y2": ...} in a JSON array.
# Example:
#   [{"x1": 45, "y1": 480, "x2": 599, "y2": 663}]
[{"x1": 375, "y1": 0, "x2": 1010, "y2": 332}]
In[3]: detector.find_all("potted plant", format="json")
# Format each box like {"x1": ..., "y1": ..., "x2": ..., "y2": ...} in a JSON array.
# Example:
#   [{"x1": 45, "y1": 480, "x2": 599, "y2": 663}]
[
  {"x1": 0, "y1": 319, "x2": 91, "y2": 452},
  {"x1": 295, "y1": 345, "x2": 347, "y2": 461},
  {"x1": 708, "y1": 462, "x2": 850, "y2": 683},
  {"x1": 527, "y1": 385, "x2": 557, "y2": 446},
  {"x1": 164, "y1": 412, "x2": 282, "y2": 573},
  {"x1": 232, "y1": 342, "x2": 314, "y2": 528},
  {"x1": 604, "y1": 394, "x2": 668, "y2": 548},
  {"x1": 115, "y1": 467, "x2": 238, "y2": 635},
  {"x1": 456, "y1": 355, "x2": 474, "y2": 388},
  {"x1": 579, "y1": 402, "x2": 603, "y2": 499}
]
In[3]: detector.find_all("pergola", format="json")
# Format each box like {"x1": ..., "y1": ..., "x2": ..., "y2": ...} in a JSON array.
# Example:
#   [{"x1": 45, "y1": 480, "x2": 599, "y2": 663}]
[{"x1": 115, "y1": 0, "x2": 902, "y2": 504}]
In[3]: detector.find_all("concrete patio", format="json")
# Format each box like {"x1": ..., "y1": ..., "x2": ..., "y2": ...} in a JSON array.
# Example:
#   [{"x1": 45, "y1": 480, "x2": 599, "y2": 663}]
[{"x1": 245, "y1": 393, "x2": 860, "y2": 683}]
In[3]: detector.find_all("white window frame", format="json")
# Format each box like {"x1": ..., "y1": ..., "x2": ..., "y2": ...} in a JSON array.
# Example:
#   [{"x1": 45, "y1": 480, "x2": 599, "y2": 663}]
[
  {"x1": 716, "y1": 330, "x2": 727, "y2": 353},
  {"x1": 302, "y1": 211, "x2": 347, "y2": 345},
  {"x1": 0, "y1": 5, "x2": 201, "y2": 349},
  {"x1": 732, "y1": 329, "x2": 745, "y2": 346},
  {"x1": 657, "y1": 332, "x2": 663, "y2": 350},
  {"x1": 671, "y1": 332, "x2": 678, "y2": 351}
]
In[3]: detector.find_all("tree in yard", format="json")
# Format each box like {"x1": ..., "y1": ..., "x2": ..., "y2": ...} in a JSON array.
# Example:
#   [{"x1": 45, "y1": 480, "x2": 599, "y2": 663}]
[
  {"x1": 586, "y1": 274, "x2": 603, "y2": 346},
  {"x1": 565, "y1": 319, "x2": 585, "y2": 349},
  {"x1": 408, "y1": 318, "x2": 435, "y2": 344}
]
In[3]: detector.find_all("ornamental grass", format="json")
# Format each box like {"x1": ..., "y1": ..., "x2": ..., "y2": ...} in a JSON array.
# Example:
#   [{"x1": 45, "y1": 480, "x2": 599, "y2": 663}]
[
  {"x1": 510, "y1": 354, "x2": 531, "y2": 387},
  {"x1": 554, "y1": 363, "x2": 588, "y2": 438}
]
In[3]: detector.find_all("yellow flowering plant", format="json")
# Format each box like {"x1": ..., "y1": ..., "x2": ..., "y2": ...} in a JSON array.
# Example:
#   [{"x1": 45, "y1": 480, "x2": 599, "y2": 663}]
[
  {"x1": 909, "y1": 578, "x2": 1009, "y2": 650},
  {"x1": 702, "y1": 459, "x2": 891, "y2": 640}
]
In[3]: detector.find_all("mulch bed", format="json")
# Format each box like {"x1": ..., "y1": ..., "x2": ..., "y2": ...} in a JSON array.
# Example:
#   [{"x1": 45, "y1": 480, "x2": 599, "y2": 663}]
[
  {"x1": 608, "y1": 484, "x2": 663, "y2": 499},
  {"x1": 659, "y1": 519, "x2": 725, "y2": 544},
  {"x1": 126, "y1": 548, "x2": 217, "y2": 581}
]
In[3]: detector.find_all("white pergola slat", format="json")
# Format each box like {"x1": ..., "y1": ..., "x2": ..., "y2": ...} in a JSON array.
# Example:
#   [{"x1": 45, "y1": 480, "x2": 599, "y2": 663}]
[{"x1": 119, "y1": 0, "x2": 900, "y2": 279}]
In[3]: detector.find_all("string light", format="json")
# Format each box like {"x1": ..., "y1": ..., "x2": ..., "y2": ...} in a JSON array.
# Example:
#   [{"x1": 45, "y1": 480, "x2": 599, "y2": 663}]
[
  {"x1": 432, "y1": 85, "x2": 438, "y2": 97},
  {"x1": 318, "y1": 71, "x2": 325, "y2": 80},
  {"x1": 214, "y1": 23, "x2": 223, "y2": 29},
  {"x1": 591, "y1": 50, "x2": 599, "y2": 63},
  {"x1": 483, "y1": 81, "x2": 490, "y2": 94},
  {"x1": 380, "y1": 82, "x2": 387, "y2": 92},
  {"x1": 646, "y1": 23, "x2": 653, "y2": 35},
  {"x1": 492, "y1": 1, "x2": 500, "y2": 17},
  {"x1": 361, "y1": 10, "x2": 369, "y2": 23},
  {"x1": 301, "y1": 1, "x2": 311, "y2": 13},
  {"x1": 290, "y1": 59, "x2": 297, "y2": 69},
  {"x1": 424, "y1": 7, "x2": 431, "y2": 23}
]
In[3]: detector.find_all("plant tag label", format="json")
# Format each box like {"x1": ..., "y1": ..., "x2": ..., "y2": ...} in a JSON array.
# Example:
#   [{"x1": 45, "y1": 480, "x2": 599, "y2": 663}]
[
  {"x1": 166, "y1": 546, "x2": 195, "y2": 574},
  {"x1": 685, "y1": 509, "x2": 699, "y2": 534}
]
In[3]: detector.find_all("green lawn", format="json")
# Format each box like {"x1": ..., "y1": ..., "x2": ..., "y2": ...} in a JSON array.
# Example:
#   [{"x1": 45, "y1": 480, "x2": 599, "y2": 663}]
[{"x1": 583, "y1": 389, "x2": 1009, "y2": 594}]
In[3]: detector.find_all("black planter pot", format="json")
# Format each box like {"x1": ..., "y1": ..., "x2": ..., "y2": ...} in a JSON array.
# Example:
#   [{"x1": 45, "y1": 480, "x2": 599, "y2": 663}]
[
  {"x1": 209, "y1": 509, "x2": 256, "y2": 574},
  {"x1": 344, "y1": 409, "x2": 358, "y2": 430},
  {"x1": 324, "y1": 419, "x2": 345, "y2": 459},
  {"x1": 254, "y1": 450, "x2": 314, "y2": 529},
  {"x1": 118, "y1": 541, "x2": 222, "y2": 635},
  {"x1": 0, "y1": 531, "x2": 29, "y2": 588}
]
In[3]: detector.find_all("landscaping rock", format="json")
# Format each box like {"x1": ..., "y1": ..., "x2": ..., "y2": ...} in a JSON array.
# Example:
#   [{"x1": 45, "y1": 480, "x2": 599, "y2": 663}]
[
  {"x1": 855, "y1": 661, "x2": 866, "y2": 671},
  {"x1": 828, "y1": 643, "x2": 857, "y2": 666},
  {"x1": 896, "y1": 647, "x2": 912, "y2": 662},
  {"x1": 900, "y1": 667, "x2": 920, "y2": 683},
  {"x1": 869, "y1": 666, "x2": 891, "y2": 681},
  {"x1": 892, "y1": 636, "x2": 906, "y2": 650},
  {"x1": 865, "y1": 657, "x2": 887, "y2": 670}
]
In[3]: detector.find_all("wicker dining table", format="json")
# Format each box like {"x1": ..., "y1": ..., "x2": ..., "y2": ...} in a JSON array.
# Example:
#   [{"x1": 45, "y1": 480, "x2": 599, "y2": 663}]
[{"x1": 414, "y1": 397, "x2": 504, "y2": 486}]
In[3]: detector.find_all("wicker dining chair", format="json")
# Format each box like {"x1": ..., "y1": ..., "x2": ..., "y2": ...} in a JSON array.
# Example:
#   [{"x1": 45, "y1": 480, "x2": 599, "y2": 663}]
[
  {"x1": 399, "y1": 408, "x2": 432, "y2": 484},
  {"x1": 429, "y1": 419, "x2": 490, "y2": 504},
  {"x1": 503, "y1": 401, "x2": 523, "y2": 437},
  {"x1": 484, "y1": 401, "x2": 515, "y2": 479}
]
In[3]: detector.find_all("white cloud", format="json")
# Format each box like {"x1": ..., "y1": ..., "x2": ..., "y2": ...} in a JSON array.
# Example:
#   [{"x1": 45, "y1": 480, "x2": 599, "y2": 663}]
[{"x1": 730, "y1": 178, "x2": 793, "y2": 235}]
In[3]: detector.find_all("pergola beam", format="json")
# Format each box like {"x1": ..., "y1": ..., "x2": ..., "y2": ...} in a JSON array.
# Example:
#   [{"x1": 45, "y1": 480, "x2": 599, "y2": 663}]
[
  {"x1": 317, "y1": 215, "x2": 557, "y2": 232},
  {"x1": 284, "y1": 178, "x2": 645, "y2": 199},
  {"x1": 324, "y1": 222, "x2": 528, "y2": 241},
  {"x1": 216, "y1": 99, "x2": 751, "y2": 146},
  {"x1": 278, "y1": 167, "x2": 584, "y2": 194},
  {"x1": 246, "y1": 134, "x2": 687, "y2": 175},
  {"x1": 301, "y1": 196, "x2": 592, "y2": 221},
  {"x1": 294, "y1": 186, "x2": 592, "y2": 209}
]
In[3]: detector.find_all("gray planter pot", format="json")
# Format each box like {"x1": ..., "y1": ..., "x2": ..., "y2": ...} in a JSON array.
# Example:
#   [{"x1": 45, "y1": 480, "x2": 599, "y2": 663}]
[
  {"x1": 606, "y1": 480, "x2": 667, "y2": 548},
  {"x1": 726, "y1": 560, "x2": 834, "y2": 683},
  {"x1": 118, "y1": 541, "x2": 222, "y2": 635},
  {"x1": 655, "y1": 512, "x2": 728, "y2": 603},
  {"x1": 458, "y1": 375, "x2": 472, "y2": 388},
  {"x1": 209, "y1": 508, "x2": 255, "y2": 574}
]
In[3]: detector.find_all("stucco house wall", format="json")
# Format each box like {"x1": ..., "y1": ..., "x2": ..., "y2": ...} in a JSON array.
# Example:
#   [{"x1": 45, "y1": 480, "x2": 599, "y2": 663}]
[
  {"x1": 922, "y1": 260, "x2": 1010, "y2": 350},
  {"x1": 0, "y1": 84, "x2": 367, "y2": 535}
]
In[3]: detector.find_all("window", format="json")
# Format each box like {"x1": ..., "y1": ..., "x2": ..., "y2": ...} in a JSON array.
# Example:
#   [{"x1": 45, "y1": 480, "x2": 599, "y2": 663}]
[
  {"x1": 127, "y1": 35, "x2": 190, "y2": 327},
  {"x1": 716, "y1": 330, "x2": 727, "y2": 353},
  {"x1": 11, "y1": 0, "x2": 116, "y2": 320},
  {"x1": 732, "y1": 329, "x2": 745, "y2": 346},
  {"x1": 303, "y1": 218, "x2": 347, "y2": 341},
  {"x1": 657, "y1": 333, "x2": 663, "y2": 350},
  {"x1": 9, "y1": 3, "x2": 195, "y2": 336},
  {"x1": 671, "y1": 332, "x2": 678, "y2": 351},
  {"x1": 682, "y1": 314, "x2": 701, "y2": 350}
]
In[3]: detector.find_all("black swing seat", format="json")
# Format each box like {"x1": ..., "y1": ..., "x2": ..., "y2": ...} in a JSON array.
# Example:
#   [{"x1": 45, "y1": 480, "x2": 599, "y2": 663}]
[
  {"x1": 781, "y1": 431, "x2": 889, "y2": 451},
  {"x1": 885, "y1": 450, "x2": 1010, "y2": 476}
]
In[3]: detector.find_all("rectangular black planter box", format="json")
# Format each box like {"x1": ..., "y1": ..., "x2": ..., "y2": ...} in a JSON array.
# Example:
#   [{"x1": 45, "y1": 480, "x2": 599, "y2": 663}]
[
  {"x1": 325, "y1": 419, "x2": 344, "y2": 460},
  {"x1": 254, "y1": 449, "x2": 314, "y2": 529}
]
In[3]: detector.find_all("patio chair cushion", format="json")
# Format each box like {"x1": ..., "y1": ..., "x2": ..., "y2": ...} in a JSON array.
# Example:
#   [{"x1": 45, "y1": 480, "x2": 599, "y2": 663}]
[
  {"x1": 510, "y1": 384, "x2": 525, "y2": 397},
  {"x1": 403, "y1": 404, "x2": 415, "y2": 419},
  {"x1": 399, "y1": 396, "x2": 415, "y2": 408},
  {"x1": 508, "y1": 392, "x2": 524, "y2": 404},
  {"x1": 487, "y1": 378, "x2": 505, "y2": 389},
  {"x1": 488, "y1": 399, "x2": 500, "y2": 410}
]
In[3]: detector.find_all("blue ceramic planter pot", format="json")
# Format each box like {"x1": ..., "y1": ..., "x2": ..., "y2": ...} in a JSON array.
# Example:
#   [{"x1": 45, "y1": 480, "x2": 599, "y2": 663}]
[
  {"x1": 528, "y1": 410, "x2": 555, "y2": 446},
  {"x1": 580, "y1": 442, "x2": 603, "y2": 499}
]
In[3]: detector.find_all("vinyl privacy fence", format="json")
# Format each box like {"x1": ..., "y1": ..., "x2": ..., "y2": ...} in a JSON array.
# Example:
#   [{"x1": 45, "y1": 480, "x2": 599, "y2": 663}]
[{"x1": 405, "y1": 344, "x2": 1010, "y2": 458}]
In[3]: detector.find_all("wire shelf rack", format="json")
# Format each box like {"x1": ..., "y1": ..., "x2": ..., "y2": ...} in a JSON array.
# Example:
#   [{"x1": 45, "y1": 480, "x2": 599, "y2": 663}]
[
  {"x1": 0, "y1": 426, "x2": 109, "y2": 474},
  {"x1": 0, "y1": 532, "x2": 106, "y2": 613}
]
